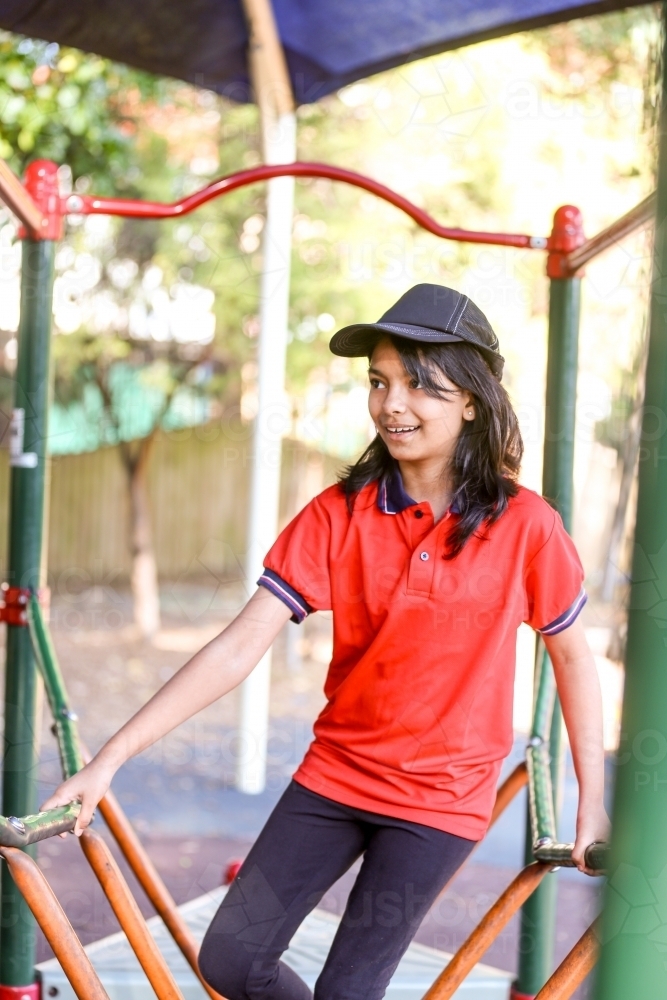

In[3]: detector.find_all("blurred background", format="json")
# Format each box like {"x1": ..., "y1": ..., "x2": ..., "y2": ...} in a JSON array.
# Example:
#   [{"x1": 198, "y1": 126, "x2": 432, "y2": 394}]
[{"x1": 0, "y1": 5, "x2": 660, "y2": 992}]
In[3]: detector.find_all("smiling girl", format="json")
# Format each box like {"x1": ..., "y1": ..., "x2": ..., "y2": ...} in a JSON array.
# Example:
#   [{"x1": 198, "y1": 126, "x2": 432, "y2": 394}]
[{"x1": 44, "y1": 283, "x2": 608, "y2": 1000}]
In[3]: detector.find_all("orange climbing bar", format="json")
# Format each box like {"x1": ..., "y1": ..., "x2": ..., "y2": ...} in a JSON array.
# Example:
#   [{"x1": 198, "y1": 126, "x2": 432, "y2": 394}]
[
  {"x1": 0, "y1": 158, "x2": 44, "y2": 236},
  {"x1": 0, "y1": 846, "x2": 110, "y2": 1000},
  {"x1": 97, "y1": 789, "x2": 223, "y2": 999},
  {"x1": 534, "y1": 922, "x2": 599, "y2": 1000},
  {"x1": 489, "y1": 762, "x2": 528, "y2": 827},
  {"x1": 421, "y1": 863, "x2": 551, "y2": 1000},
  {"x1": 561, "y1": 191, "x2": 655, "y2": 275},
  {"x1": 80, "y1": 828, "x2": 185, "y2": 1000}
]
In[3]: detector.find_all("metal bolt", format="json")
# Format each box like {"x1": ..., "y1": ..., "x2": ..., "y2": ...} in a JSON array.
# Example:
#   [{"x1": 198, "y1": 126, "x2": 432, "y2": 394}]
[
  {"x1": 8, "y1": 816, "x2": 26, "y2": 834},
  {"x1": 66, "y1": 194, "x2": 84, "y2": 212},
  {"x1": 528, "y1": 735, "x2": 543, "y2": 747},
  {"x1": 61, "y1": 707, "x2": 78, "y2": 721}
]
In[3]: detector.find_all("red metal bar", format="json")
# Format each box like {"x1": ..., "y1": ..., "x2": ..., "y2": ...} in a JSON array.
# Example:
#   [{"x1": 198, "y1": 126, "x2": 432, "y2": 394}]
[
  {"x1": 65, "y1": 162, "x2": 549, "y2": 251},
  {"x1": 23, "y1": 161, "x2": 63, "y2": 240}
]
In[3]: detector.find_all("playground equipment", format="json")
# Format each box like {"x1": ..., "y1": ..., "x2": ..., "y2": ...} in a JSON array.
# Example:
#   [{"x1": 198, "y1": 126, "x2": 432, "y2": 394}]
[{"x1": 0, "y1": 116, "x2": 657, "y2": 996}]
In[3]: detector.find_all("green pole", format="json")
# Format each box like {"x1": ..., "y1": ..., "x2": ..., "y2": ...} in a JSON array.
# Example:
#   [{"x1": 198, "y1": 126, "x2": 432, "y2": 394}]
[
  {"x1": 514, "y1": 254, "x2": 582, "y2": 998},
  {"x1": 594, "y1": 6, "x2": 667, "y2": 996},
  {"x1": 0, "y1": 236, "x2": 56, "y2": 989}
]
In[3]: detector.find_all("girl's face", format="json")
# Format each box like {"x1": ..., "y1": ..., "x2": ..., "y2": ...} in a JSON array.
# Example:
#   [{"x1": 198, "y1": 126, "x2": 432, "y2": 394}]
[{"x1": 368, "y1": 338, "x2": 475, "y2": 465}]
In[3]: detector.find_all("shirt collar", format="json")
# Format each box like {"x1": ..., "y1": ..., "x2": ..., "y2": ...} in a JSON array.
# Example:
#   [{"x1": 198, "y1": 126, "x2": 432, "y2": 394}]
[
  {"x1": 378, "y1": 464, "x2": 416, "y2": 514},
  {"x1": 377, "y1": 465, "x2": 460, "y2": 515}
]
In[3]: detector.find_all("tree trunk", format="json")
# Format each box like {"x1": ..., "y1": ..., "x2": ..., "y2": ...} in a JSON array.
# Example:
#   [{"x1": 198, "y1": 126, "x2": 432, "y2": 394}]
[{"x1": 124, "y1": 435, "x2": 161, "y2": 639}]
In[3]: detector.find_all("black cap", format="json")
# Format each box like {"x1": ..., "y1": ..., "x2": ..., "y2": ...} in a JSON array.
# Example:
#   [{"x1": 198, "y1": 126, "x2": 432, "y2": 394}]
[{"x1": 329, "y1": 283, "x2": 504, "y2": 380}]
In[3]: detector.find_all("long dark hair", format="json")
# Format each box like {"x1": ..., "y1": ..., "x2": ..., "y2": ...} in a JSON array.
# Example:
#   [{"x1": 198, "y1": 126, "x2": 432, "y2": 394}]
[{"x1": 338, "y1": 336, "x2": 523, "y2": 558}]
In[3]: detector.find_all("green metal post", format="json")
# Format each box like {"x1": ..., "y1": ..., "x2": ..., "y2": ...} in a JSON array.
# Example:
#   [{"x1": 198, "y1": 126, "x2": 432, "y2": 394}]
[
  {"x1": 0, "y1": 226, "x2": 56, "y2": 987},
  {"x1": 594, "y1": 6, "x2": 667, "y2": 996},
  {"x1": 514, "y1": 241, "x2": 582, "y2": 998}
]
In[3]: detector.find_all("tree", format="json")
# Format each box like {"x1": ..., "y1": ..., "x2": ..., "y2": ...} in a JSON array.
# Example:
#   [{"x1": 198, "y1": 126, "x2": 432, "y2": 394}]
[
  {"x1": 53, "y1": 330, "x2": 224, "y2": 635},
  {"x1": 0, "y1": 34, "x2": 255, "y2": 635}
]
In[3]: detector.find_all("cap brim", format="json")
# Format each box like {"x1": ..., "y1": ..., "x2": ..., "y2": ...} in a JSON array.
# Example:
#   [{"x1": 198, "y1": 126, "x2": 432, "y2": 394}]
[
  {"x1": 329, "y1": 322, "x2": 465, "y2": 357},
  {"x1": 329, "y1": 321, "x2": 505, "y2": 379}
]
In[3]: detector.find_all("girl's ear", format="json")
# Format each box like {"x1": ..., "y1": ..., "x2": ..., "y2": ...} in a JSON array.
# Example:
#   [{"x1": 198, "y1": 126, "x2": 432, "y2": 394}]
[{"x1": 463, "y1": 395, "x2": 476, "y2": 422}]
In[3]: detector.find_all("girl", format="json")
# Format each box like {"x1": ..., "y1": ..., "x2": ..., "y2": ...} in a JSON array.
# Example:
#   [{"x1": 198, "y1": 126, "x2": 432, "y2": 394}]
[{"x1": 44, "y1": 282, "x2": 609, "y2": 1000}]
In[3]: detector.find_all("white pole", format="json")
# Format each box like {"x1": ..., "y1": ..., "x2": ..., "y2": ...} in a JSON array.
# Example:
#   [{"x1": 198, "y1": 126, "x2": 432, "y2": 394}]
[{"x1": 237, "y1": 0, "x2": 296, "y2": 794}]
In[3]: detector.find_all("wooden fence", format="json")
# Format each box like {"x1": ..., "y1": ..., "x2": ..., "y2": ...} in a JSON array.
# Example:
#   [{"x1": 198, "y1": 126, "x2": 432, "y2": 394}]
[{"x1": 0, "y1": 425, "x2": 341, "y2": 585}]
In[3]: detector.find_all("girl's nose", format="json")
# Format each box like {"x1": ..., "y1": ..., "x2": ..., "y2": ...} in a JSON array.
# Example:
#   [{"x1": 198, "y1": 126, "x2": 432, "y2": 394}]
[{"x1": 382, "y1": 385, "x2": 407, "y2": 414}]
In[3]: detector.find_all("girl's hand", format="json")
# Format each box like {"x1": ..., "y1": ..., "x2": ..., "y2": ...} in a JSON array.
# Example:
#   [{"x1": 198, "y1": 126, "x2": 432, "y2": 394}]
[
  {"x1": 40, "y1": 757, "x2": 116, "y2": 837},
  {"x1": 572, "y1": 805, "x2": 611, "y2": 876}
]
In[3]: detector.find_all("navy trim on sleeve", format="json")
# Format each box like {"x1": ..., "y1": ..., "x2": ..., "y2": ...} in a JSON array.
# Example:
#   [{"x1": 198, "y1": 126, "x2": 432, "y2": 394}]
[
  {"x1": 257, "y1": 568, "x2": 313, "y2": 624},
  {"x1": 537, "y1": 586, "x2": 587, "y2": 635}
]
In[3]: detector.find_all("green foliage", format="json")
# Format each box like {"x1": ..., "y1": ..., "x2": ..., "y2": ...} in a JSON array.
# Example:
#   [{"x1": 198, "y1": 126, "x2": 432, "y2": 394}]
[
  {"x1": 531, "y1": 6, "x2": 661, "y2": 95},
  {"x1": 0, "y1": 33, "x2": 165, "y2": 191}
]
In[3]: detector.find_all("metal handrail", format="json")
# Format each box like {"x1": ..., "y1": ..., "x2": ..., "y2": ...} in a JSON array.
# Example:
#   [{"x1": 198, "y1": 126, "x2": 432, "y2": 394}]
[
  {"x1": 94, "y1": 783, "x2": 224, "y2": 1000},
  {"x1": 0, "y1": 846, "x2": 110, "y2": 1000},
  {"x1": 0, "y1": 594, "x2": 84, "y2": 848},
  {"x1": 80, "y1": 828, "x2": 186, "y2": 1000},
  {"x1": 28, "y1": 593, "x2": 84, "y2": 779},
  {"x1": 526, "y1": 643, "x2": 609, "y2": 872},
  {"x1": 66, "y1": 161, "x2": 549, "y2": 250},
  {"x1": 30, "y1": 610, "x2": 224, "y2": 998},
  {"x1": 534, "y1": 921, "x2": 599, "y2": 1000},
  {"x1": 422, "y1": 863, "x2": 551, "y2": 1000},
  {"x1": 0, "y1": 803, "x2": 80, "y2": 847}
]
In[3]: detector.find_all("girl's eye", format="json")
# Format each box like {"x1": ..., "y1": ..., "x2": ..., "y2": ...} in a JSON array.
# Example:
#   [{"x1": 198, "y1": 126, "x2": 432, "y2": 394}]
[
  {"x1": 409, "y1": 379, "x2": 423, "y2": 390},
  {"x1": 369, "y1": 378, "x2": 383, "y2": 389}
]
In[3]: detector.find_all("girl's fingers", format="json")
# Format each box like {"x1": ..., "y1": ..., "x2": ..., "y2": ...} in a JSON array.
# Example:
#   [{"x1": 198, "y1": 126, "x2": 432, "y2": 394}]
[
  {"x1": 74, "y1": 800, "x2": 93, "y2": 836},
  {"x1": 40, "y1": 788, "x2": 77, "y2": 812}
]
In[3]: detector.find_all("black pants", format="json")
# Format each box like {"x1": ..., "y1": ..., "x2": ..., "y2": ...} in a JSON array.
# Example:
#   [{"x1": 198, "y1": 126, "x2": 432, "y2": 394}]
[{"x1": 198, "y1": 781, "x2": 475, "y2": 1000}]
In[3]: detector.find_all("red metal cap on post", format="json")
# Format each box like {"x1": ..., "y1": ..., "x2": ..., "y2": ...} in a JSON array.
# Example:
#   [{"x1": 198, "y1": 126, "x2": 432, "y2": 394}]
[
  {"x1": 509, "y1": 983, "x2": 536, "y2": 1000},
  {"x1": 20, "y1": 160, "x2": 63, "y2": 241},
  {"x1": 0, "y1": 586, "x2": 30, "y2": 627},
  {"x1": 224, "y1": 859, "x2": 244, "y2": 884},
  {"x1": 546, "y1": 205, "x2": 585, "y2": 279},
  {"x1": 0, "y1": 983, "x2": 40, "y2": 1000}
]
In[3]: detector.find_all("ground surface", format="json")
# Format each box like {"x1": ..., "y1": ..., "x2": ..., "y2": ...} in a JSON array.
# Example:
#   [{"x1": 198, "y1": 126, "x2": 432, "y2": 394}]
[{"x1": 1, "y1": 582, "x2": 607, "y2": 997}]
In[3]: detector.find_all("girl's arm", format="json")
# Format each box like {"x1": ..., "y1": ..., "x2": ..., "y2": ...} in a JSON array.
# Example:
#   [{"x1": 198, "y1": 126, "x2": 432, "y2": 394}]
[
  {"x1": 41, "y1": 587, "x2": 292, "y2": 834},
  {"x1": 542, "y1": 616, "x2": 611, "y2": 875}
]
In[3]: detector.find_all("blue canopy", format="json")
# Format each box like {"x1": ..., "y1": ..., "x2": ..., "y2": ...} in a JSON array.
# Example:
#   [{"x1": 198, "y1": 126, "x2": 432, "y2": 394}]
[{"x1": 0, "y1": 0, "x2": 648, "y2": 104}]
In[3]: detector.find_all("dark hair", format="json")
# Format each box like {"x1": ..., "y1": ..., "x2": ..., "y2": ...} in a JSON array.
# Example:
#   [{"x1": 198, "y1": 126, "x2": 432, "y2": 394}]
[{"x1": 338, "y1": 336, "x2": 523, "y2": 558}]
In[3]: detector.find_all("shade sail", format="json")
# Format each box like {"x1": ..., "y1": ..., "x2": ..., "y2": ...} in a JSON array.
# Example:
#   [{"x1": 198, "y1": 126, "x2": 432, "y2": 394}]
[{"x1": 0, "y1": 0, "x2": 648, "y2": 104}]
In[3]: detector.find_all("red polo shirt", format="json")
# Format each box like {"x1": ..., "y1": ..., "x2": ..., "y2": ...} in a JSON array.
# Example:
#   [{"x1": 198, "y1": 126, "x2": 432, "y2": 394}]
[{"x1": 259, "y1": 471, "x2": 585, "y2": 840}]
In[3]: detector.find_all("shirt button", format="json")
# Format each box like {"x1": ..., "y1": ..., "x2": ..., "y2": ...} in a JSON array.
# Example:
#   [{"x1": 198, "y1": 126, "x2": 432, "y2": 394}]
[
  {"x1": 420, "y1": 551, "x2": 429, "y2": 561},
  {"x1": 414, "y1": 510, "x2": 424, "y2": 519}
]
